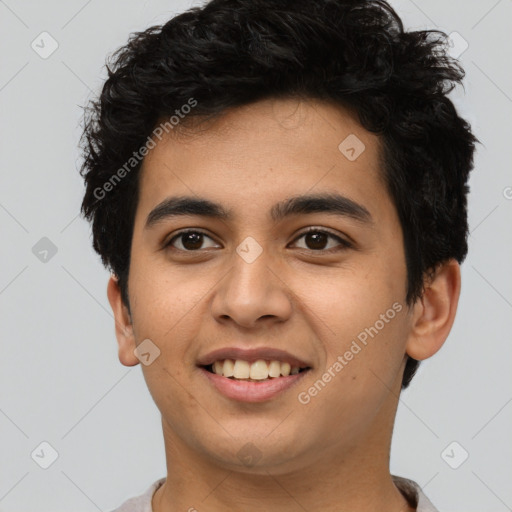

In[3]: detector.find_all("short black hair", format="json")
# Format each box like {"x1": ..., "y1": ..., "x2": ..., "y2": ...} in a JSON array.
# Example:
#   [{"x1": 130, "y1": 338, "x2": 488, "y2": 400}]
[{"x1": 79, "y1": 0, "x2": 477, "y2": 389}]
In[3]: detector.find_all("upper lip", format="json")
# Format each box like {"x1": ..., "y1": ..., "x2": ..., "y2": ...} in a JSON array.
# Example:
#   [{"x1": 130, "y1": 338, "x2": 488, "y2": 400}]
[{"x1": 197, "y1": 347, "x2": 312, "y2": 369}]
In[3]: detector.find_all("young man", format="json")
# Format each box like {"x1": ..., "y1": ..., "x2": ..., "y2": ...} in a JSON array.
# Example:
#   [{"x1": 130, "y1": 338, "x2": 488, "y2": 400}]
[{"x1": 79, "y1": 0, "x2": 477, "y2": 510}]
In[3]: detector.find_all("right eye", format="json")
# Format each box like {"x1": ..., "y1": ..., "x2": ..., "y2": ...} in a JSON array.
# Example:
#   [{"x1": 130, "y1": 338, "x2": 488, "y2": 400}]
[{"x1": 165, "y1": 230, "x2": 220, "y2": 252}]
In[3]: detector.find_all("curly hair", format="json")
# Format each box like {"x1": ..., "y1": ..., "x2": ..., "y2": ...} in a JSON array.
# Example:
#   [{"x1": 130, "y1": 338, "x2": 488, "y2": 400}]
[{"x1": 79, "y1": 0, "x2": 477, "y2": 388}]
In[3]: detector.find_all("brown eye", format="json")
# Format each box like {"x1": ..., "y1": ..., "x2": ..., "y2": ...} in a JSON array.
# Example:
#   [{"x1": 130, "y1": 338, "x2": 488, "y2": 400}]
[
  {"x1": 292, "y1": 229, "x2": 351, "y2": 252},
  {"x1": 304, "y1": 231, "x2": 329, "y2": 250},
  {"x1": 166, "y1": 230, "x2": 218, "y2": 251}
]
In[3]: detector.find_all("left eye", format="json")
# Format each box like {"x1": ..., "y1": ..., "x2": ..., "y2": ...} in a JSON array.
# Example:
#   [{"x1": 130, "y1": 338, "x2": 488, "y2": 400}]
[{"x1": 291, "y1": 229, "x2": 351, "y2": 252}]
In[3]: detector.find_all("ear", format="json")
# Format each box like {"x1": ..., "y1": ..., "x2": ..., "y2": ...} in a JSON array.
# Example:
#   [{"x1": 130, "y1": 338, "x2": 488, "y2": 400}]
[
  {"x1": 107, "y1": 275, "x2": 140, "y2": 367},
  {"x1": 406, "y1": 259, "x2": 461, "y2": 361}
]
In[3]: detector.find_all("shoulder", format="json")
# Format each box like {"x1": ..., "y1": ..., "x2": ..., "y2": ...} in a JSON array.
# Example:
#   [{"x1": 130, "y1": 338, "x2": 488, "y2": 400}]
[
  {"x1": 392, "y1": 475, "x2": 440, "y2": 512},
  {"x1": 108, "y1": 477, "x2": 166, "y2": 512}
]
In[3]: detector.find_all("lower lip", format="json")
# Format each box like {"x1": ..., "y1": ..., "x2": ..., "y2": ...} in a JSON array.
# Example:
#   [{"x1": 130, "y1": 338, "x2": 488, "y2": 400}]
[{"x1": 199, "y1": 367, "x2": 310, "y2": 403}]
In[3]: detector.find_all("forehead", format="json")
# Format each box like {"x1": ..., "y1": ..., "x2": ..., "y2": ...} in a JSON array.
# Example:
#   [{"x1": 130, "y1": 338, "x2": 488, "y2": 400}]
[{"x1": 136, "y1": 98, "x2": 389, "y2": 224}]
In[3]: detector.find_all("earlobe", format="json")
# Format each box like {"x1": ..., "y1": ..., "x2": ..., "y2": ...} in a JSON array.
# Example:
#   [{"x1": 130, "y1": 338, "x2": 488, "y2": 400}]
[
  {"x1": 405, "y1": 260, "x2": 461, "y2": 361},
  {"x1": 106, "y1": 275, "x2": 140, "y2": 367}
]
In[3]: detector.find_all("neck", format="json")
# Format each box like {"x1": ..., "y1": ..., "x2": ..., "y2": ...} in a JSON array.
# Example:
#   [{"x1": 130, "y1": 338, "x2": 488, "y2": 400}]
[{"x1": 152, "y1": 389, "x2": 411, "y2": 512}]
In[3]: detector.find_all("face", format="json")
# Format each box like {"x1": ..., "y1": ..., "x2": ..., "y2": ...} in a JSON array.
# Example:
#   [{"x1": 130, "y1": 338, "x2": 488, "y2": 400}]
[{"x1": 121, "y1": 98, "x2": 414, "y2": 473}]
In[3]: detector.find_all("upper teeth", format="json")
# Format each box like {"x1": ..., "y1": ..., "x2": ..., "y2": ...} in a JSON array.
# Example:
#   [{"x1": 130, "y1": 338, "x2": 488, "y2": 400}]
[{"x1": 212, "y1": 359, "x2": 302, "y2": 380}]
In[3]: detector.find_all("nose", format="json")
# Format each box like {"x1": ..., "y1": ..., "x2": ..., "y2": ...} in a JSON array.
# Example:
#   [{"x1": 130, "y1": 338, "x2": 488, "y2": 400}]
[{"x1": 210, "y1": 243, "x2": 293, "y2": 329}]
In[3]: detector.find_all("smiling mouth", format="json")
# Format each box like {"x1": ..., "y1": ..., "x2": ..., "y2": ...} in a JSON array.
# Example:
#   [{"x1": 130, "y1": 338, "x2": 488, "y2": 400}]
[{"x1": 202, "y1": 359, "x2": 311, "y2": 381}]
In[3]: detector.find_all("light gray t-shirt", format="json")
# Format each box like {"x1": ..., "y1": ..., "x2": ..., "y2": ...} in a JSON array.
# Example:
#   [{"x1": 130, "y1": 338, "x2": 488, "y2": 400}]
[{"x1": 110, "y1": 475, "x2": 439, "y2": 511}]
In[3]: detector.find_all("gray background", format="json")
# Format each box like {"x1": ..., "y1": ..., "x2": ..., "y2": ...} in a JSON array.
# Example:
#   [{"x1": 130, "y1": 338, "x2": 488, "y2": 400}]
[{"x1": 1, "y1": 0, "x2": 511, "y2": 510}]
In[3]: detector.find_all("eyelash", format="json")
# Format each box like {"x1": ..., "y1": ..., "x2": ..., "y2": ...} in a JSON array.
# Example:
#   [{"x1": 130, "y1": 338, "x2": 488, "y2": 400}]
[{"x1": 164, "y1": 227, "x2": 352, "y2": 253}]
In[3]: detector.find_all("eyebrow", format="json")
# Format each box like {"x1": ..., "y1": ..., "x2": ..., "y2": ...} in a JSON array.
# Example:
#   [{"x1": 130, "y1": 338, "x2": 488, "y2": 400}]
[{"x1": 145, "y1": 193, "x2": 373, "y2": 229}]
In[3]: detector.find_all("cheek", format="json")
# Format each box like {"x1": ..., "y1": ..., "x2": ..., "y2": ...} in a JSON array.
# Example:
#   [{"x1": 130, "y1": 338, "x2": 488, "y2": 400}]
[
  {"x1": 124, "y1": 242, "x2": 193, "y2": 408},
  {"x1": 300, "y1": 305, "x2": 409, "y2": 436},
  {"x1": 302, "y1": 256, "x2": 408, "y2": 394},
  {"x1": 127, "y1": 261, "x2": 207, "y2": 420},
  {"x1": 312, "y1": 262, "x2": 404, "y2": 341},
  {"x1": 128, "y1": 249, "x2": 201, "y2": 339}
]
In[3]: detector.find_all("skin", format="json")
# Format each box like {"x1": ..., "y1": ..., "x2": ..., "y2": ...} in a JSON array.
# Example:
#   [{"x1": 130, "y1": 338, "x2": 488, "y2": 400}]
[{"x1": 107, "y1": 98, "x2": 461, "y2": 511}]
